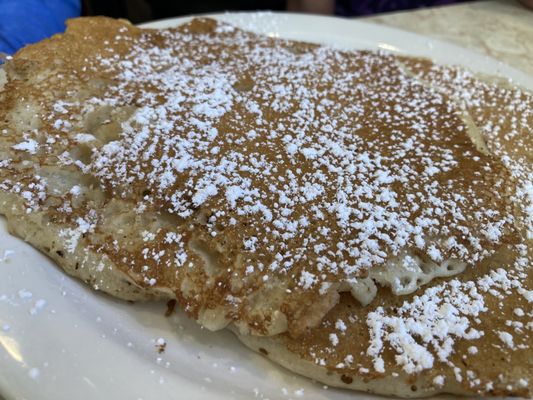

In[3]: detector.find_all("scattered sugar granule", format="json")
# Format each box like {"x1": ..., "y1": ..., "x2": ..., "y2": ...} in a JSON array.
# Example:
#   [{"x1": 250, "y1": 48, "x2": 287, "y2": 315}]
[
  {"x1": 497, "y1": 331, "x2": 515, "y2": 349},
  {"x1": 514, "y1": 308, "x2": 525, "y2": 317},
  {"x1": 18, "y1": 289, "x2": 33, "y2": 299},
  {"x1": 12, "y1": 139, "x2": 39, "y2": 154},
  {"x1": 1, "y1": 249, "x2": 14, "y2": 262},
  {"x1": 29, "y1": 299, "x2": 47, "y2": 315},
  {"x1": 69, "y1": 185, "x2": 81, "y2": 196},
  {"x1": 329, "y1": 333, "x2": 339, "y2": 347},
  {"x1": 28, "y1": 367, "x2": 40, "y2": 380},
  {"x1": 335, "y1": 319, "x2": 347, "y2": 332},
  {"x1": 433, "y1": 375, "x2": 445, "y2": 387},
  {"x1": 155, "y1": 337, "x2": 167, "y2": 353},
  {"x1": 74, "y1": 133, "x2": 96, "y2": 143},
  {"x1": 519, "y1": 289, "x2": 533, "y2": 303}
]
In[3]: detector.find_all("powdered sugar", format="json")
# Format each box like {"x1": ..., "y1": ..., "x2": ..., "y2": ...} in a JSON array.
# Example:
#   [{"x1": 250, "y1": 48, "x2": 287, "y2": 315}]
[
  {"x1": 497, "y1": 331, "x2": 515, "y2": 349},
  {"x1": 365, "y1": 255, "x2": 530, "y2": 375},
  {"x1": 59, "y1": 214, "x2": 97, "y2": 253},
  {"x1": 12, "y1": 139, "x2": 39, "y2": 154},
  {"x1": 0, "y1": 17, "x2": 530, "y2": 351},
  {"x1": 77, "y1": 18, "x2": 518, "y2": 303}
]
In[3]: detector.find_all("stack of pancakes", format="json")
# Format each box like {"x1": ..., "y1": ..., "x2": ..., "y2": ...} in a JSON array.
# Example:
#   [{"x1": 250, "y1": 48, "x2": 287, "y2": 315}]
[{"x1": 0, "y1": 16, "x2": 531, "y2": 397}]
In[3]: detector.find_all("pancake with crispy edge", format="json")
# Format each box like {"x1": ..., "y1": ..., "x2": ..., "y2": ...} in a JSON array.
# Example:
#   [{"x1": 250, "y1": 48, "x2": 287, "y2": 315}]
[
  {"x1": 234, "y1": 57, "x2": 533, "y2": 397},
  {"x1": 0, "y1": 17, "x2": 526, "y2": 340}
]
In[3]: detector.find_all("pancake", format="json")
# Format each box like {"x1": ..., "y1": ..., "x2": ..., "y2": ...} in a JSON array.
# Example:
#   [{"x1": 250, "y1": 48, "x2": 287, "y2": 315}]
[
  {"x1": 234, "y1": 59, "x2": 533, "y2": 397},
  {"x1": 0, "y1": 17, "x2": 525, "y2": 337},
  {"x1": 235, "y1": 249, "x2": 532, "y2": 397}
]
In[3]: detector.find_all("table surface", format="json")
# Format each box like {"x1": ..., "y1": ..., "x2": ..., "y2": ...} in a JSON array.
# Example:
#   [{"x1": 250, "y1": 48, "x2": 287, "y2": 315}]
[
  {"x1": 1, "y1": 2, "x2": 531, "y2": 399},
  {"x1": 365, "y1": 0, "x2": 533, "y2": 75}
]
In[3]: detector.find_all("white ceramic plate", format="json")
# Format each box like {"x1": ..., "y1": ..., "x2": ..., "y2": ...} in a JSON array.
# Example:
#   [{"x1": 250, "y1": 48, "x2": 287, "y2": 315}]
[{"x1": 1, "y1": 12, "x2": 531, "y2": 400}]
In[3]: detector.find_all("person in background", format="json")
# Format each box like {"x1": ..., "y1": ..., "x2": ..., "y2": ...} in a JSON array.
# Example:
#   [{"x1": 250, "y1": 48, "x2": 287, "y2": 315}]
[
  {"x1": 289, "y1": 0, "x2": 533, "y2": 15},
  {"x1": 1, "y1": 0, "x2": 532, "y2": 55},
  {"x1": 0, "y1": 0, "x2": 287, "y2": 53},
  {"x1": 0, "y1": 0, "x2": 80, "y2": 54},
  {"x1": 288, "y1": 0, "x2": 468, "y2": 15}
]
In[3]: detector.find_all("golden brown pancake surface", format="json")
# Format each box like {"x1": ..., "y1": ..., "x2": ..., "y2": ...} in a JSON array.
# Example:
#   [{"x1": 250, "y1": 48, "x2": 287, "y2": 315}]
[
  {"x1": 0, "y1": 17, "x2": 526, "y2": 337},
  {"x1": 236, "y1": 56, "x2": 532, "y2": 397}
]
